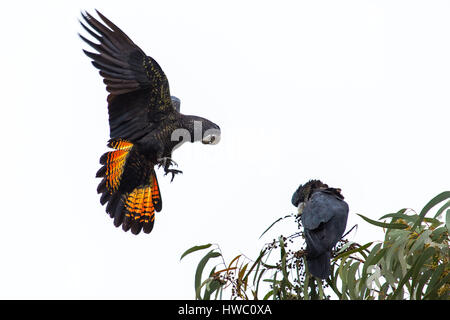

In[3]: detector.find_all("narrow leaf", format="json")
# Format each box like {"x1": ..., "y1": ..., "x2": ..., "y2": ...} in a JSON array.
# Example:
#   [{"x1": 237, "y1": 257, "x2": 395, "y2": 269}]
[
  {"x1": 424, "y1": 273, "x2": 450, "y2": 300},
  {"x1": 259, "y1": 214, "x2": 292, "y2": 239},
  {"x1": 434, "y1": 200, "x2": 450, "y2": 219},
  {"x1": 347, "y1": 262, "x2": 360, "y2": 300},
  {"x1": 415, "y1": 269, "x2": 434, "y2": 300},
  {"x1": 390, "y1": 246, "x2": 435, "y2": 299},
  {"x1": 228, "y1": 254, "x2": 241, "y2": 269},
  {"x1": 446, "y1": 209, "x2": 450, "y2": 232},
  {"x1": 194, "y1": 250, "x2": 221, "y2": 299},
  {"x1": 245, "y1": 250, "x2": 266, "y2": 285},
  {"x1": 424, "y1": 263, "x2": 445, "y2": 297},
  {"x1": 213, "y1": 266, "x2": 237, "y2": 276},
  {"x1": 411, "y1": 191, "x2": 450, "y2": 232},
  {"x1": 333, "y1": 242, "x2": 373, "y2": 262},
  {"x1": 379, "y1": 209, "x2": 409, "y2": 220},
  {"x1": 357, "y1": 214, "x2": 408, "y2": 229},
  {"x1": 263, "y1": 290, "x2": 274, "y2": 300},
  {"x1": 180, "y1": 243, "x2": 212, "y2": 261},
  {"x1": 238, "y1": 263, "x2": 249, "y2": 281}
]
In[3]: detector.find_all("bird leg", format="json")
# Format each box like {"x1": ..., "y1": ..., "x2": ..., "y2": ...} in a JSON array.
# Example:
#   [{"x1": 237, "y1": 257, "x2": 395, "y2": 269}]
[{"x1": 157, "y1": 157, "x2": 183, "y2": 182}]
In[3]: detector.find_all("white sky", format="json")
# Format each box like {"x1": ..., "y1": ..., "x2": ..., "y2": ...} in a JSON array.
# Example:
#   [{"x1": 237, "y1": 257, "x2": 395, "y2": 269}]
[{"x1": 1, "y1": 0, "x2": 449, "y2": 299}]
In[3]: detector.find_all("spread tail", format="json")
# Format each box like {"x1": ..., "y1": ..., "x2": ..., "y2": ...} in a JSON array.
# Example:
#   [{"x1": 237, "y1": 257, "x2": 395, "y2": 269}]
[{"x1": 96, "y1": 138, "x2": 162, "y2": 235}]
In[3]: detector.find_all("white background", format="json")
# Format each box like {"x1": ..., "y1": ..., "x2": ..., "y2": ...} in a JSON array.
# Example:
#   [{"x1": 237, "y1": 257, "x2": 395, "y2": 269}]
[{"x1": 0, "y1": 0, "x2": 448, "y2": 299}]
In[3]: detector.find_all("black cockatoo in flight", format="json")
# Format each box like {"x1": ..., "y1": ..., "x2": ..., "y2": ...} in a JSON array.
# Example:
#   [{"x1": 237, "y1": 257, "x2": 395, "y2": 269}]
[
  {"x1": 79, "y1": 10, "x2": 221, "y2": 235},
  {"x1": 292, "y1": 180, "x2": 349, "y2": 279}
]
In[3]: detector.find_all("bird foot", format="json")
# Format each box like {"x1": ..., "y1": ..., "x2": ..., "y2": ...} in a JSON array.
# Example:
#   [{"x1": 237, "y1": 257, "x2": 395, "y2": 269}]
[
  {"x1": 157, "y1": 157, "x2": 182, "y2": 182},
  {"x1": 164, "y1": 168, "x2": 183, "y2": 182},
  {"x1": 157, "y1": 157, "x2": 178, "y2": 169}
]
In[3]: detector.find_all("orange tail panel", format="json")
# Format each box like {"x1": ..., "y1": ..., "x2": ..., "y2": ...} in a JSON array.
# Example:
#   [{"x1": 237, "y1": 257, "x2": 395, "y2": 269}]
[
  {"x1": 150, "y1": 171, "x2": 162, "y2": 212},
  {"x1": 123, "y1": 186, "x2": 155, "y2": 234}
]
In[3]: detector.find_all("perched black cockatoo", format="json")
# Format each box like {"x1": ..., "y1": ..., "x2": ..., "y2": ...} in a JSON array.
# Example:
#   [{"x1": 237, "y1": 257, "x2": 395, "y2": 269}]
[
  {"x1": 292, "y1": 180, "x2": 349, "y2": 279},
  {"x1": 79, "y1": 10, "x2": 221, "y2": 235}
]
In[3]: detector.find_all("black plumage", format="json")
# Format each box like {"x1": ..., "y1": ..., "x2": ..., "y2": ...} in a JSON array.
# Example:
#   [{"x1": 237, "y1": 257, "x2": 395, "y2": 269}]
[
  {"x1": 292, "y1": 180, "x2": 349, "y2": 279},
  {"x1": 80, "y1": 10, "x2": 221, "y2": 235}
]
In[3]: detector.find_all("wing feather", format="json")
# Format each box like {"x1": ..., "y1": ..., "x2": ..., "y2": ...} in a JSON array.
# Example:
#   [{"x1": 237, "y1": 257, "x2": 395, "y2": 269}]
[{"x1": 80, "y1": 10, "x2": 175, "y2": 141}]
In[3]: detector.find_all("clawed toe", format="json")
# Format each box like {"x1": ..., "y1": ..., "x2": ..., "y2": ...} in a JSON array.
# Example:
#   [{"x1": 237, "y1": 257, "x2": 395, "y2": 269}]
[
  {"x1": 165, "y1": 169, "x2": 183, "y2": 182},
  {"x1": 157, "y1": 157, "x2": 178, "y2": 168}
]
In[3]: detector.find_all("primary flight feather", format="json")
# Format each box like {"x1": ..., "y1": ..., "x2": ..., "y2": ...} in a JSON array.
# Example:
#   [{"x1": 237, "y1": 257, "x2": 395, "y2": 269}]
[{"x1": 80, "y1": 10, "x2": 221, "y2": 235}]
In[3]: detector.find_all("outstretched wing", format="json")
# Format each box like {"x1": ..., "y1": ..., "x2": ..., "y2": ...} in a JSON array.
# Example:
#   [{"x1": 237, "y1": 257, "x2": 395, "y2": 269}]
[{"x1": 79, "y1": 10, "x2": 175, "y2": 141}]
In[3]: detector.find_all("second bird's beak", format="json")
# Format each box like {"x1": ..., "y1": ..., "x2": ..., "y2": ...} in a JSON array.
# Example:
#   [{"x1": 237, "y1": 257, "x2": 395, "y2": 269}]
[{"x1": 297, "y1": 202, "x2": 305, "y2": 216}]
